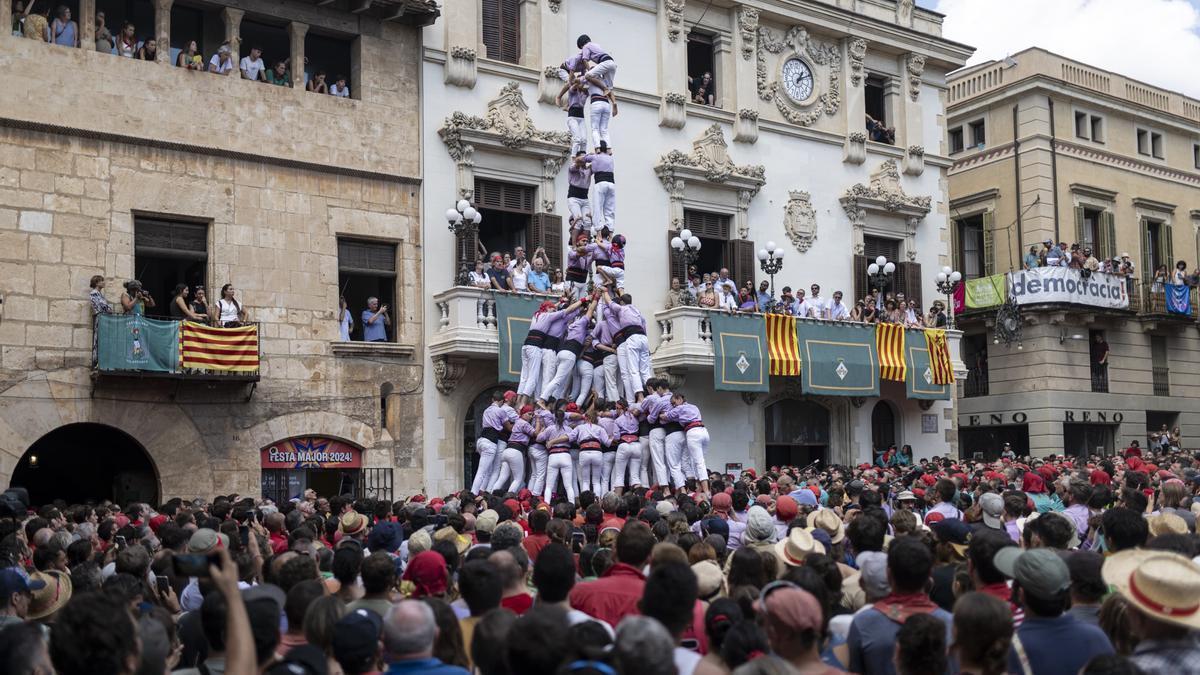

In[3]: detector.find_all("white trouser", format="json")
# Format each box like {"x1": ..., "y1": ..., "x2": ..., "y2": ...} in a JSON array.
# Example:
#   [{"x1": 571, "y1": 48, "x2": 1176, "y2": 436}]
[
  {"x1": 596, "y1": 265, "x2": 625, "y2": 289},
  {"x1": 545, "y1": 349, "x2": 577, "y2": 401},
  {"x1": 489, "y1": 446, "x2": 526, "y2": 494},
  {"x1": 587, "y1": 59, "x2": 617, "y2": 90},
  {"x1": 665, "y1": 430, "x2": 687, "y2": 488},
  {"x1": 639, "y1": 434, "x2": 652, "y2": 486},
  {"x1": 569, "y1": 448, "x2": 581, "y2": 494},
  {"x1": 589, "y1": 100, "x2": 611, "y2": 148},
  {"x1": 570, "y1": 281, "x2": 589, "y2": 300},
  {"x1": 567, "y1": 116, "x2": 587, "y2": 154},
  {"x1": 471, "y1": 437, "x2": 498, "y2": 493},
  {"x1": 539, "y1": 348, "x2": 558, "y2": 399},
  {"x1": 601, "y1": 451, "x2": 615, "y2": 495},
  {"x1": 578, "y1": 449, "x2": 605, "y2": 496},
  {"x1": 684, "y1": 427, "x2": 710, "y2": 480},
  {"x1": 602, "y1": 354, "x2": 620, "y2": 402},
  {"x1": 614, "y1": 441, "x2": 642, "y2": 488},
  {"x1": 517, "y1": 345, "x2": 543, "y2": 397},
  {"x1": 681, "y1": 440, "x2": 696, "y2": 480},
  {"x1": 574, "y1": 359, "x2": 596, "y2": 406},
  {"x1": 544, "y1": 452, "x2": 576, "y2": 503},
  {"x1": 648, "y1": 428, "x2": 668, "y2": 488},
  {"x1": 568, "y1": 196, "x2": 591, "y2": 225},
  {"x1": 528, "y1": 444, "x2": 549, "y2": 496},
  {"x1": 617, "y1": 336, "x2": 649, "y2": 402},
  {"x1": 592, "y1": 181, "x2": 615, "y2": 231}
]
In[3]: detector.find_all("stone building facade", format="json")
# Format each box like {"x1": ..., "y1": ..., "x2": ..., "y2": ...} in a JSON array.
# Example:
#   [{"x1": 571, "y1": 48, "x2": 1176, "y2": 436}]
[
  {"x1": 420, "y1": 0, "x2": 972, "y2": 495},
  {"x1": 947, "y1": 48, "x2": 1200, "y2": 457},
  {"x1": 0, "y1": 0, "x2": 438, "y2": 503}
]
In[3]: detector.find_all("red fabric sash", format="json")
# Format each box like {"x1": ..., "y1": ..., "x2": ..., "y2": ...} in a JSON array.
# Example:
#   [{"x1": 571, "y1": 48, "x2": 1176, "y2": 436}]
[{"x1": 872, "y1": 592, "x2": 940, "y2": 624}]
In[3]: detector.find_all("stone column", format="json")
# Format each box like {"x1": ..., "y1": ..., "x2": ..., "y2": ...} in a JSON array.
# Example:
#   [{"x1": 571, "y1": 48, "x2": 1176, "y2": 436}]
[
  {"x1": 656, "y1": 0, "x2": 688, "y2": 128},
  {"x1": 0, "y1": 0, "x2": 10, "y2": 46},
  {"x1": 731, "y1": 5, "x2": 759, "y2": 143},
  {"x1": 78, "y1": 0, "x2": 95, "y2": 50},
  {"x1": 841, "y1": 37, "x2": 867, "y2": 163},
  {"x1": 154, "y1": 0, "x2": 172, "y2": 64},
  {"x1": 289, "y1": 21, "x2": 308, "y2": 88},
  {"x1": 222, "y1": 7, "x2": 244, "y2": 65}
]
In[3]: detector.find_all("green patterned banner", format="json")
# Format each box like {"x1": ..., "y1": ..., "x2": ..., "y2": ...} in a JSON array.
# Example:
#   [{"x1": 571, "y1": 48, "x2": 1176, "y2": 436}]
[
  {"x1": 494, "y1": 292, "x2": 545, "y2": 383},
  {"x1": 904, "y1": 328, "x2": 952, "y2": 400},
  {"x1": 709, "y1": 313, "x2": 769, "y2": 392},
  {"x1": 966, "y1": 274, "x2": 1006, "y2": 309},
  {"x1": 96, "y1": 314, "x2": 179, "y2": 373},
  {"x1": 796, "y1": 320, "x2": 879, "y2": 397}
]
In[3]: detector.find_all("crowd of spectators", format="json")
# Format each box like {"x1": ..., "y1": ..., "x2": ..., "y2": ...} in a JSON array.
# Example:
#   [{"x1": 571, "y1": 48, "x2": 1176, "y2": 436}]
[
  {"x1": 468, "y1": 247, "x2": 563, "y2": 296},
  {"x1": 665, "y1": 267, "x2": 949, "y2": 329},
  {"x1": 89, "y1": 276, "x2": 250, "y2": 328},
  {"x1": 2, "y1": 446, "x2": 1198, "y2": 675}
]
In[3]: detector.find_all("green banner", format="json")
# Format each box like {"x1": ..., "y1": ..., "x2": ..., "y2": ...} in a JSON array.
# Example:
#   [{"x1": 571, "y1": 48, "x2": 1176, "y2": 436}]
[
  {"x1": 796, "y1": 321, "x2": 879, "y2": 396},
  {"x1": 904, "y1": 329, "x2": 952, "y2": 400},
  {"x1": 966, "y1": 274, "x2": 1006, "y2": 309},
  {"x1": 494, "y1": 292, "x2": 545, "y2": 383},
  {"x1": 96, "y1": 314, "x2": 179, "y2": 373},
  {"x1": 709, "y1": 313, "x2": 769, "y2": 392}
]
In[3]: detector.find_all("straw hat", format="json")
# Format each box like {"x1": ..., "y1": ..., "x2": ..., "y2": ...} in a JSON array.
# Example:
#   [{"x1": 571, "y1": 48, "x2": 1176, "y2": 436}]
[
  {"x1": 774, "y1": 527, "x2": 826, "y2": 568},
  {"x1": 807, "y1": 509, "x2": 845, "y2": 545},
  {"x1": 1148, "y1": 513, "x2": 1188, "y2": 538},
  {"x1": 1103, "y1": 549, "x2": 1200, "y2": 630},
  {"x1": 340, "y1": 511, "x2": 368, "y2": 537},
  {"x1": 433, "y1": 526, "x2": 470, "y2": 555},
  {"x1": 27, "y1": 570, "x2": 72, "y2": 620}
]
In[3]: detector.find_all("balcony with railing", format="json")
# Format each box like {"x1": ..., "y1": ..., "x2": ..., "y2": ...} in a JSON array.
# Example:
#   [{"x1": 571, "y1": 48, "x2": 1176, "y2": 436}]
[
  {"x1": 963, "y1": 369, "x2": 989, "y2": 398},
  {"x1": 1152, "y1": 366, "x2": 1171, "y2": 396},
  {"x1": 1129, "y1": 281, "x2": 1199, "y2": 321},
  {"x1": 93, "y1": 315, "x2": 260, "y2": 383},
  {"x1": 1090, "y1": 364, "x2": 1109, "y2": 393},
  {"x1": 429, "y1": 287, "x2": 502, "y2": 359}
]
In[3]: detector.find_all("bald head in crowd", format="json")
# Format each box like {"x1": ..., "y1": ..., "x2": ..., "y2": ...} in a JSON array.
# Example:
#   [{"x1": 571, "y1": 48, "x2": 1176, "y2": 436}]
[{"x1": 383, "y1": 600, "x2": 437, "y2": 662}]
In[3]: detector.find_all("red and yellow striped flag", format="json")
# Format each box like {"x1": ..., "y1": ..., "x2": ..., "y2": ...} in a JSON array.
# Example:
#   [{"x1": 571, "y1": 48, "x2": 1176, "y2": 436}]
[
  {"x1": 924, "y1": 328, "x2": 955, "y2": 384},
  {"x1": 180, "y1": 322, "x2": 260, "y2": 373},
  {"x1": 766, "y1": 313, "x2": 801, "y2": 376},
  {"x1": 876, "y1": 323, "x2": 906, "y2": 382}
]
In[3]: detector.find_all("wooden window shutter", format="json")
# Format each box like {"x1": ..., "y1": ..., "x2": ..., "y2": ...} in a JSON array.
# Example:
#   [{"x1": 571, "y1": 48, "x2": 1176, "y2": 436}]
[
  {"x1": 668, "y1": 230, "x2": 687, "y2": 285},
  {"x1": 728, "y1": 239, "x2": 756, "y2": 290},
  {"x1": 474, "y1": 178, "x2": 534, "y2": 213},
  {"x1": 853, "y1": 254, "x2": 869, "y2": 303},
  {"x1": 481, "y1": 0, "x2": 501, "y2": 60},
  {"x1": 1100, "y1": 211, "x2": 1116, "y2": 260},
  {"x1": 982, "y1": 211, "x2": 995, "y2": 276},
  {"x1": 950, "y1": 220, "x2": 961, "y2": 276},
  {"x1": 481, "y1": 0, "x2": 520, "y2": 64},
  {"x1": 1162, "y1": 220, "x2": 1174, "y2": 272},
  {"x1": 1074, "y1": 206, "x2": 1085, "y2": 250},
  {"x1": 1141, "y1": 219, "x2": 1153, "y2": 284},
  {"x1": 530, "y1": 213, "x2": 563, "y2": 272},
  {"x1": 684, "y1": 209, "x2": 730, "y2": 239},
  {"x1": 895, "y1": 261, "x2": 922, "y2": 307}
]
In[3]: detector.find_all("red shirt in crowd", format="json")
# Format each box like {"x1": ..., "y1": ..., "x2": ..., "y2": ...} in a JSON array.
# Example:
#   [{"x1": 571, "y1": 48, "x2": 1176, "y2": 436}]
[
  {"x1": 501, "y1": 593, "x2": 534, "y2": 615},
  {"x1": 522, "y1": 533, "x2": 551, "y2": 564},
  {"x1": 270, "y1": 532, "x2": 290, "y2": 556},
  {"x1": 569, "y1": 563, "x2": 708, "y2": 653}
]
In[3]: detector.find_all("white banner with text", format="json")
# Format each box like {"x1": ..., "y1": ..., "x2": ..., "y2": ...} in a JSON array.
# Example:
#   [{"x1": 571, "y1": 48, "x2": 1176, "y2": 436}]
[{"x1": 1008, "y1": 267, "x2": 1129, "y2": 309}]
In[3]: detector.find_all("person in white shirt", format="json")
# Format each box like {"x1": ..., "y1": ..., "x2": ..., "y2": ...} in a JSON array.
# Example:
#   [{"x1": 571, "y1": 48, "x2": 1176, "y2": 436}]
[
  {"x1": 713, "y1": 268, "x2": 738, "y2": 297},
  {"x1": 828, "y1": 291, "x2": 850, "y2": 321},
  {"x1": 807, "y1": 284, "x2": 828, "y2": 319},
  {"x1": 330, "y1": 75, "x2": 350, "y2": 97},
  {"x1": 208, "y1": 43, "x2": 234, "y2": 75},
  {"x1": 792, "y1": 288, "x2": 811, "y2": 318},
  {"x1": 717, "y1": 285, "x2": 738, "y2": 311},
  {"x1": 240, "y1": 46, "x2": 266, "y2": 81}
]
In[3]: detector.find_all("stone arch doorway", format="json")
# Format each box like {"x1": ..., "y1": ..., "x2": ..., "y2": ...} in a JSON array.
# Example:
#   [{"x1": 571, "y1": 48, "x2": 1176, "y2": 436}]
[
  {"x1": 462, "y1": 385, "x2": 507, "y2": 489},
  {"x1": 871, "y1": 401, "x2": 898, "y2": 457},
  {"x1": 764, "y1": 399, "x2": 830, "y2": 469},
  {"x1": 11, "y1": 423, "x2": 159, "y2": 505}
]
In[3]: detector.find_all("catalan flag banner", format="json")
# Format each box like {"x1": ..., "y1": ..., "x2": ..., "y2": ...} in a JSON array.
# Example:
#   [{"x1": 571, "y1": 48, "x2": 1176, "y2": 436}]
[
  {"x1": 180, "y1": 322, "x2": 260, "y2": 373},
  {"x1": 924, "y1": 328, "x2": 955, "y2": 385},
  {"x1": 766, "y1": 313, "x2": 801, "y2": 376},
  {"x1": 904, "y1": 329, "x2": 951, "y2": 400},
  {"x1": 796, "y1": 321, "x2": 879, "y2": 397},
  {"x1": 709, "y1": 312, "x2": 769, "y2": 392},
  {"x1": 875, "y1": 323, "x2": 906, "y2": 382}
]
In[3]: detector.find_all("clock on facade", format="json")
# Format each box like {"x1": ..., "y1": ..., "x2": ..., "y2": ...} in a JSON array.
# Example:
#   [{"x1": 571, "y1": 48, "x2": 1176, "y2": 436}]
[{"x1": 781, "y1": 58, "x2": 814, "y2": 103}]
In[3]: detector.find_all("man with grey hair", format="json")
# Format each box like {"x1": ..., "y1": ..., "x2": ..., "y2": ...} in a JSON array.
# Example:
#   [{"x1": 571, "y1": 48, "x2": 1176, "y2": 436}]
[
  {"x1": 490, "y1": 521, "x2": 524, "y2": 552},
  {"x1": 613, "y1": 616, "x2": 676, "y2": 675},
  {"x1": 382, "y1": 600, "x2": 469, "y2": 673},
  {"x1": 362, "y1": 296, "x2": 390, "y2": 342}
]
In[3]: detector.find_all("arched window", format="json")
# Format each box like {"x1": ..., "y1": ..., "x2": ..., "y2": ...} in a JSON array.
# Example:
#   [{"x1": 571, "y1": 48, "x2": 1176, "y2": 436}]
[{"x1": 764, "y1": 399, "x2": 830, "y2": 468}]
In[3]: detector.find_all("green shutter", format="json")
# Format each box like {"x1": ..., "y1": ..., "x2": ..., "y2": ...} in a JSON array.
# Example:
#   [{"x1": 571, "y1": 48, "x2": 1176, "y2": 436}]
[
  {"x1": 1100, "y1": 211, "x2": 1115, "y2": 260},
  {"x1": 1141, "y1": 219, "x2": 1153, "y2": 285},
  {"x1": 950, "y1": 219, "x2": 961, "y2": 274},
  {"x1": 1163, "y1": 220, "x2": 1174, "y2": 271},
  {"x1": 982, "y1": 212, "x2": 995, "y2": 276},
  {"x1": 1074, "y1": 206, "x2": 1085, "y2": 250}
]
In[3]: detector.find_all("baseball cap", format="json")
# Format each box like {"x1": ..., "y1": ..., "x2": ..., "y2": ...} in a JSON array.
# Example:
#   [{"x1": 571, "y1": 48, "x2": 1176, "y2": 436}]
[
  {"x1": 993, "y1": 547, "x2": 1070, "y2": 600},
  {"x1": 979, "y1": 493, "x2": 1004, "y2": 529},
  {"x1": 333, "y1": 608, "x2": 383, "y2": 672},
  {"x1": 930, "y1": 518, "x2": 972, "y2": 557},
  {"x1": 0, "y1": 568, "x2": 45, "y2": 596},
  {"x1": 187, "y1": 528, "x2": 229, "y2": 554},
  {"x1": 475, "y1": 509, "x2": 499, "y2": 534},
  {"x1": 266, "y1": 644, "x2": 328, "y2": 675}
]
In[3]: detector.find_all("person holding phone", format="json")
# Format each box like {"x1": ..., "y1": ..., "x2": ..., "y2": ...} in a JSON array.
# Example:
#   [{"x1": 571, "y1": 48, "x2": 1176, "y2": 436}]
[{"x1": 362, "y1": 296, "x2": 390, "y2": 342}]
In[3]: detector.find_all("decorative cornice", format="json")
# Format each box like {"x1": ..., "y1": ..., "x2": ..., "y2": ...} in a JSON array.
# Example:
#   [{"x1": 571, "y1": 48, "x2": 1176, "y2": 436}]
[
  {"x1": 847, "y1": 38, "x2": 867, "y2": 87},
  {"x1": 664, "y1": 0, "x2": 686, "y2": 42},
  {"x1": 438, "y1": 81, "x2": 572, "y2": 162},
  {"x1": 1068, "y1": 183, "x2": 1118, "y2": 203},
  {"x1": 1132, "y1": 196, "x2": 1177, "y2": 213},
  {"x1": 1054, "y1": 139, "x2": 1200, "y2": 188},
  {"x1": 665, "y1": 92, "x2": 689, "y2": 105},
  {"x1": 449, "y1": 46, "x2": 477, "y2": 61},
  {"x1": 949, "y1": 188, "x2": 1000, "y2": 211},
  {"x1": 738, "y1": 108, "x2": 759, "y2": 121},
  {"x1": 757, "y1": 23, "x2": 842, "y2": 127},
  {"x1": 654, "y1": 124, "x2": 766, "y2": 189},
  {"x1": 737, "y1": 6, "x2": 759, "y2": 61},
  {"x1": 840, "y1": 159, "x2": 931, "y2": 219}
]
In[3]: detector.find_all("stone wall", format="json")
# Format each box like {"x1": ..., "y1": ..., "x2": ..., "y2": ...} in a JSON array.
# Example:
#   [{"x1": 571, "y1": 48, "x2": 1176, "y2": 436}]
[{"x1": 0, "y1": 122, "x2": 426, "y2": 498}]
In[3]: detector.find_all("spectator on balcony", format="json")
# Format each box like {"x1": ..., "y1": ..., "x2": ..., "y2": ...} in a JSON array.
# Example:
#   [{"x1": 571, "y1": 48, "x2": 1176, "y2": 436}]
[
  {"x1": 469, "y1": 259, "x2": 490, "y2": 290},
  {"x1": 1172, "y1": 260, "x2": 1188, "y2": 285},
  {"x1": 510, "y1": 256, "x2": 530, "y2": 293},
  {"x1": 865, "y1": 114, "x2": 895, "y2": 144},
  {"x1": 307, "y1": 71, "x2": 329, "y2": 94},
  {"x1": 216, "y1": 283, "x2": 246, "y2": 327},
  {"x1": 664, "y1": 278, "x2": 688, "y2": 309},
  {"x1": 717, "y1": 284, "x2": 738, "y2": 312},
  {"x1": 829, "y1": 291, "x2": 850, "y2": 321},
  {"x1": 487, "y1": 255, "x2": 514, "y2": 292},
  {"x1": 88, "y1": 275, "x2": 112, "y2": 316},
  {"x1": 136, "y1": 36, "x2": 158, "y2": 61},
  {"x1": 1151, "y1": 265, "x2": 1168, "y2": 294},
  {"x1": 737, "y1": 287, "x2": 757, "y2": 312},
  {"x1": 689, "y1": 71, "x2": 715, "y2": 106},
  {"x1": 48, "y1": 5, "x2": 77, "y2": 47},
  {"x1": 240, "y1": 46, "x2": 266, "y2": 81},
  {"x1": 926, "y1": 301, "x2": 947, "y2": 328},
  {"x1": 115, "y1": 22, "x2": 137, "y2": 57},
  {"x1": 209, "y1": 43, "x2": 234, "y2": 75},
  {"x1": 361, "y1": 297, "x2": 390, "y2": 342},
  {"x1": 713, "y1": 268, "x2": 738, "y2": 297},
  {"x1": 528, "y1": 252, "x2": 551, "y2": 294},
  {"x1": 338, "y1": 296, "x2": 354, "y2": 341},
  {"x1": 266, "y1": 60, "x2": 292, "y2": 87},
  {"x1": 20, "y1": 2, "x2": 48, "y2": 42},
  {"x1": 191, "y1": 286, "x2": 209, "y2": 321},
  {"x1": 330, "y1": 75, "x2": 350, "y2": 98},
  {"x1": 849, "y1": 300, "x2": 864, "y2": 322},
  {"x1": 861, "y1": 298, "x2": 877, "y2": 323},
  {"x1": 697, "y1": 284, "x2": 717, "y2": 309},
  {"x1": 551, "y1": 269, "x2": 567, "y2": 295},
  {"x1": 1090, "y1": 332, "x2": 1109, "y2": 372},
  {"x1": 1024, "y1": 246, "x2": 1040, "y2": 270},
  {"x1": 754, "y1": 281, "x2": 771, "y2": 311},
  {"x1": 169, "y1": 284, "x2": 206, "y2": 322},
  {"x1": 120, "y1": 280, "x2": 155, "y2": 315},
  {"x1": 177, "y1": 40, "x2": 203, "y2": 70},
  {"x1": 1084, "y1": 248, "x2": 1100, "y2": 273},
  {"x1": 94, "y1": 11, "x2": 113, "y2": 52}
]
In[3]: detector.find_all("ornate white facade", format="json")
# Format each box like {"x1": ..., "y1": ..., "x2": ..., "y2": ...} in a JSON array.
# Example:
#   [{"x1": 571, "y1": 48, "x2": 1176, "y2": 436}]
[{"x1": 418, "y1": 0, "x2": 972, "y2": 494}]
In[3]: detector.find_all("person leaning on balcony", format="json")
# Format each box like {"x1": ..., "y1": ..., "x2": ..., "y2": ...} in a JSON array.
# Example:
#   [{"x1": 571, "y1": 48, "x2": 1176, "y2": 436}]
[
  {"x1": 266, "y1": 60, "x2": 292, "y2": 87},
  {"x1": 330, "y1": 75, "x2": 350, "y2": 98},
  {"x1": 177, "y1": 40, "x2": 202, "y2": 70},
  {"x1": 169, "y1": 284, "x2": 205, "y2": 322},
  {"x1": 1172, "y1": 260, "x2": 1188, "y2": 285},
  {"x1": 240, "y1": 46, "x2": 266, "y2": 81},
  {"x1": 94, "y1": 12, "x2": 113, "y2": 52},
  {"x1": 307, "y1": 71, "x2": 329, "y2": 94},
  {"x1": 1084, "y1": 248, "x2": 1100, "y2": 272},
  {"x1": 191, "y1": 286, "x2": 209, "y2": 321},
  {"x1": 209, "y1": 42, "x2": 234, "y2": 75},
  {"x1": 115, "y1": 21, "x2": 137, "y2": 57},
  {"x1": 361, "y1": 296, "x2": 390, "y2": 342},
  {"x1": 21, "y1": 1, "x2": 49, "y2": 42},
  {"x1": 663, "y1": 277, "x2": 686, "y2": 310},
  {"x1": 1152, "y1": 265, "x2": 1168, "y2": 294},
  {"x1": 48, "y1": 5, "x2": 77, "y2": 47},
  {"x1": 88, "y1": 275, "x2": 112, "y2": 315},
  {"x1": 136, "y1": 36, "x2": 158, "y2": 61},
  {"x1": 486, "y1": 254, "x2": 514, "y2": 292},
  {"x1": 120, "y1": 280, "x2": 155, "y2": 315},
  {"x1": 1022, "y1": 246, "x2": 1040, "y2": 270},
  {"x1": 216, "y1": 283, "x2": 246, "y2": 327}
]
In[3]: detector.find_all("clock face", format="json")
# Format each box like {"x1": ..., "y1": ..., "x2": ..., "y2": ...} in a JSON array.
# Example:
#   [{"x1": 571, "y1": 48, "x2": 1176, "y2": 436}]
[{"x1": 781, "y1": 58, "x2": 814, "y2": 103}]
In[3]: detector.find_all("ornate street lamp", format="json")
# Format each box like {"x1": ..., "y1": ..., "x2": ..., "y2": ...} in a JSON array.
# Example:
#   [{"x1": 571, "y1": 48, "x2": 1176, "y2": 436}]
[
  {"x1": 935, "y1": 266, "x2": 963, "y2": 329},
  {"x1": 447, "y1": 199, "x2": 483, "y2": 286},
  {"x1": 670, "y1": 229, "x2": 702, "y2": 305},
  {"x1": 866, "y1": 255, "x2": 895, "y2": 310},
  {"x1": 757, "y1": 241, "x2": 784, "y2": 310}
]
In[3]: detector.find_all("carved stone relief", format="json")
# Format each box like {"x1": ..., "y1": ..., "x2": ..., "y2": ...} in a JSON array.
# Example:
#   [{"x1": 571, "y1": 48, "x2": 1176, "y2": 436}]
[
  {"x1": 737, "y1": 6, "x2": 759, "y2": 61},
  {"x1": 432, "y1": 355, "x2": 469, "y2": 394},
  {"x1": 756, "y1": 23, "x2": 842, "y2": 127},
  {"x1": 783, "y1": 190, "x2": 818, "y2": 253},
  {"x1": 847, "y1": 38, "x2": 867, "y2": 87},
  {"x1": 445, "y1": 46, "x2": 478, "y2": 88},
  {"x1": 839, "y1": 160, "x2": 931, "y2": 257},
  {"x1": 906, "y1": 53, "x2": 926, "y2": 101},
  {"x1": 664, "y1": 0, "x2": 686, "y2": 42},
  {"x1": 655, "y1": 125, "x2": 766, "y2": 239}
]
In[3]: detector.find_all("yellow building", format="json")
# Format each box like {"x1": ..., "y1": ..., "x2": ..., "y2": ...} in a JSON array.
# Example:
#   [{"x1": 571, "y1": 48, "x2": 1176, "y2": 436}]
[{"x1": 947, "y1": 47, "x2": 1200, "y2": 457}]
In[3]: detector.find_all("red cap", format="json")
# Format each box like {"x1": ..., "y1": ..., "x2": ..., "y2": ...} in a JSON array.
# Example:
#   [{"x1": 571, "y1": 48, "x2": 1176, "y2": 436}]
[
  {"x1": 913, "y1": 488, "x2": 926, "y2": 498},
  {"x1": 775, "y1": 496, "x2": 798, "y2": 522},
  {"x1": 517, "y1": 489, "x2": 533, "y2": 500},
  {"x1": 745, "y1": 468, "x2": 757, "y2": 478},
  {"x1": 410, "y1": 494, "x2": 426, "y2": 503},
  {"x1": 924, "y1": 511, "x2": 946, "y2": 525},
  {"x1": 503, "y1": 390, "x2": 517, "y2": 401},
  {"x1": 921, "y1": 474, "x2": 937, "y2": 486},
  {"x1": 565, "y1": 402, "x2": 580, "y2": 412},
  {"x1": 149, "y1": 515, "x2": 168, "y2": 533},
  {"x1": 519, "y1": 404, "x2": 534, "y2": 415},
  {"x1": 504, "y1": 498, "x2": 520, "y2": 514}
]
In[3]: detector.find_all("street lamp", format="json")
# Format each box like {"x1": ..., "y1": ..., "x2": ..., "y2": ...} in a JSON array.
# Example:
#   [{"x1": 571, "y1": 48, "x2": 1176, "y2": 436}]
[
  {"x1": 866, "y1": 255, "x2": 896, "y2": 310},
  {"x1": 757, "y1": 241, "x2": 784, "y2": 309},
  {"x1": 670, "y1": 229, "x2": 702, "y2": 305},
  {"x1": 447, "y1": 199, "x2": 483, "y2": 286},
  {"x1": 935, "y1": 266, "x2": 963, "y2": 329}
]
